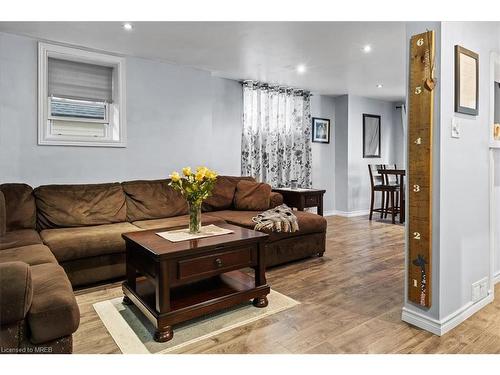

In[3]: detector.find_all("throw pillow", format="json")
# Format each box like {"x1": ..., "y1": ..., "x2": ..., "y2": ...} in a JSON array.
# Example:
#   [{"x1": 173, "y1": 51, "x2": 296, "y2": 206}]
[{"x1": 234, "y1": 180, "x2": 272, "y2": 211}]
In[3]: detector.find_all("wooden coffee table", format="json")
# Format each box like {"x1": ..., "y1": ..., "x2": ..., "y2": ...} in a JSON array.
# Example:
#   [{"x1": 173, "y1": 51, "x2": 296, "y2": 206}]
[{"x1": 121, "y1": 223, "x2": 270, "y2": 342}]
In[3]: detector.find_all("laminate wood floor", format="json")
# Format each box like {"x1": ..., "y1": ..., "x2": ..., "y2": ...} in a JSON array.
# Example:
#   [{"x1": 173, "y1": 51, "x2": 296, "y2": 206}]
[{"x1": 73, "y1": 215, "x2": 500, "y2": 354}]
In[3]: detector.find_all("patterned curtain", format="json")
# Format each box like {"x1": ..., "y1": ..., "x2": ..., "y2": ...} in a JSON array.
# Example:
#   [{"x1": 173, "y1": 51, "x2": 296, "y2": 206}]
[{"x1": 241, "y1": 81, "x2": 312, "y2": 188}]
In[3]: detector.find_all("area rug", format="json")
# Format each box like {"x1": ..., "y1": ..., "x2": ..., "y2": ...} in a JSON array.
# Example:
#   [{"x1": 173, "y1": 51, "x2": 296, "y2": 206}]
[{"x1": 93, "y1": 290, "x2": 299, "y2": 354}]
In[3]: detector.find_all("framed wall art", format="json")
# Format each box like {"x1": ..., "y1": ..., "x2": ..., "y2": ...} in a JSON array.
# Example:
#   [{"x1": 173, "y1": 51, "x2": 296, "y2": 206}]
[
  {"x1": 312, "y1": 117, "x2": 330, "y2": 144},
  {"x1": 455, "y1": 45, "x2": 479, "y2": 116}
]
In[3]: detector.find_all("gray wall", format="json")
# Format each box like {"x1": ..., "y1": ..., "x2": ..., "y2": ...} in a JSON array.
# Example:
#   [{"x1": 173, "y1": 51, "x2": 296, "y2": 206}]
[
  {"x1": 0, "y1": 32, "x2": 242, "y2": 186},
  {"x1": 0, "y1": 30, "x2": 340, "y2": 216},
  {"x1": 334, "y1": 95, "x2": 349, "y2": 213},
  {"x1": 311, "y1": 95, "x2": 336, "y2": 214},
  {"x1": 331, "y1": 94, "x2": 402, "y2": 214},
  {"x1": 392, "y1": 105, "x2": 405, "y2": 169},
  {"x1": 347, "y1": 95, "x2": 402, "y2": 212}
]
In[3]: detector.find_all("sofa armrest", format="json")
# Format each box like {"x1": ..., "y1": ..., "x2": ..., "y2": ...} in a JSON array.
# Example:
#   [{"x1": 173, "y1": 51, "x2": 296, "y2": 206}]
[
  {"x1": 0, "y1": 190, "x2": 5, "y2": 237},
  {"x1": 269, "y1": 192, "x2": 284, "y2": 209},
  {"x1": 0, "y1": 261, "x2": 33, "y2": 325}
]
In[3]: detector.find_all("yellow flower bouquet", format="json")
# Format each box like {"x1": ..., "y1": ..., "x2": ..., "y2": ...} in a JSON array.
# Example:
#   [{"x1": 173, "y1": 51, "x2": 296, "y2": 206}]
[{"x1": 169, "y1": 166, "x2": 218, "y2": 233}]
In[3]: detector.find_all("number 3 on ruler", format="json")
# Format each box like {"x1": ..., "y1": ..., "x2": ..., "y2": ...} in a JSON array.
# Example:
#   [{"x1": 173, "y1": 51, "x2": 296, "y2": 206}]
[
  {"x1": 413, "y1": 185, "x2": 420, "y2": 192},
  {"x1": 413, "y1": 232, "x2": 421, "y2": 240}
]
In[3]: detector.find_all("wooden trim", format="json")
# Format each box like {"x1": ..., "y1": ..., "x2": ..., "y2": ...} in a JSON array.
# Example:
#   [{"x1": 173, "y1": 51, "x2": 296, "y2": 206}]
[{"x1": 407, "y1": 31, "x2": 434, "y2": 308}]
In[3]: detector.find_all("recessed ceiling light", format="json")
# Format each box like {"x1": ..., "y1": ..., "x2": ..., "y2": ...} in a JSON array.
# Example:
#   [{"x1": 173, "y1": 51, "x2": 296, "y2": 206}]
[
  {"x1": 363, "y1": 45, "x2": 372, "y2": 53},
  {"x1": 296, "y1": 64, "x2": 307, "y2": 74},
  {"x1": 123, "y1": 23, "x2": 134, "y2": 31},
  {"x1": 376, "y1": 84, "x2": 383, "y2": 88}
]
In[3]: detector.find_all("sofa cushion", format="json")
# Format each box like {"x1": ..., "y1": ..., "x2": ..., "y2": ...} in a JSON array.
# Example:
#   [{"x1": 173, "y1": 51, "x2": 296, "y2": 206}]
[
  {"x1": 0, "y1": 261, "x2": 33, "y2": 325},
  {"x1": 133, "y1": 213, "x2": 225, "y2": 230},
  {"x1": 202, "y1": 176, "x2": 255, "y2": 212},
  {"x1": 0, "y1": 229, "x2": 42, "y2": 251},
  {"x1": 0, "y1": 244, "x2": 57, "y2": 266},
  {"x1": 0, "y1": 191, "x2": 5, "y2": 237},
  {"x1": 34, "y1": 183, "x2": 127, "y2": 229},
  {"x1": 28, "y1": 263, "x2": 80, "y2": 344},
  {"x1": 234, "y1": 180, "x2": 272, "y2": 211},
  {"x1": 122, "y1": 179, "x2": 188, "y2": 222},
  {"x1": 0, "y1": 183, "x2": 36, "y2": 231},
  {"x1": 208, "y1": 210, "x2": 327, "y2": 242},
  {"x1": 61, "y1": 253, "x2": 125, "y2": 288},
  {"x1": 40, "y1": 222, "x2": 139, "y2": 262}
]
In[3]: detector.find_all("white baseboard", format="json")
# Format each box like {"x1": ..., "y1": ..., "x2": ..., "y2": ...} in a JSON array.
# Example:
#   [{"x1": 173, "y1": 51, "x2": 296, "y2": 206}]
[
  {"x1": 331, "y1": 209, "x2": 370, "y2": 218},
  {"x1": 494, "y1": 270, "x2": 500, "y2": 284},
  {"x1": 401, "y1": 292, "x2": 494, "y2": 336}
]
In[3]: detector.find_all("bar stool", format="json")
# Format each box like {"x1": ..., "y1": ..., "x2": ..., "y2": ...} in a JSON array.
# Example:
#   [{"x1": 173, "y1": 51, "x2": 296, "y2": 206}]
[
  {"x1": 368, "y1": 164, "x2": 400, "y2": 223},
  {"x1": 383, "y1": 164, "x2": 402, "y2": 219}
]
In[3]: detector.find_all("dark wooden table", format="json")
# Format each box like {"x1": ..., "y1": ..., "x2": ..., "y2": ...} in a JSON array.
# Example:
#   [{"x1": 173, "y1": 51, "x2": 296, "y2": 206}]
[
  {"x1": 121, "y1": 223, "x2": 269, "y2": 342},
  {"x1": 377, "y1": 169, "x2": 406, "y2": 224},
  {"x1": 272, "y1": 188, "x2": 326, "y2": 215}
]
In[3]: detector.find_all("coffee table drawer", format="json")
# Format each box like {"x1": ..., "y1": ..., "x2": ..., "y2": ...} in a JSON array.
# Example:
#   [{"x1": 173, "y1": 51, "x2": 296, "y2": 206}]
[
  {"x1": 177, "y1": 245, "x2": 256, "y2": 280},
  {"x1": 305, "y1": 195, "x2": 319, "y2": 207}
]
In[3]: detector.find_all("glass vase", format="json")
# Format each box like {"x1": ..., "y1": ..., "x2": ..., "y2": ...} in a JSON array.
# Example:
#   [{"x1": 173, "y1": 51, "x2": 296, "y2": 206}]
[{"x1": 188, "y1": 202, "x2": 202, "y2": 234}]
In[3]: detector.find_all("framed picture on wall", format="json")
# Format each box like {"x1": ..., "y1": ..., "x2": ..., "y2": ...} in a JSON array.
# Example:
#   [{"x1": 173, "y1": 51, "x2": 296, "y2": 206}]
[
  {"x1": 312, "y1": 117, "x2": 330, "y2": 143},
  {"x1": 363, "y1": 114, "x2": 381, "y2": 158},
  {"x1": 455, "y1": 45, "x2": 479, "y2": 116}
]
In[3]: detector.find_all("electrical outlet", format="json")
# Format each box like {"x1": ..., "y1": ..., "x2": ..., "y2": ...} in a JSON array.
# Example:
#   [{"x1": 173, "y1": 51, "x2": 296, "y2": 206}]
[
  {"x1": 472, "y1": 278, "x2": 489, "y2": 302},
  {"x1": 451, "y1": 118, "x2": 460, "y2": 138}
]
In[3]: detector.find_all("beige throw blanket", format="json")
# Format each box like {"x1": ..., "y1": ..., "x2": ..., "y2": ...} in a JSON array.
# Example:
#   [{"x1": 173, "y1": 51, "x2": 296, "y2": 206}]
[{"x1": 252, "y1": 204, "x2": 299, "y2": 233}]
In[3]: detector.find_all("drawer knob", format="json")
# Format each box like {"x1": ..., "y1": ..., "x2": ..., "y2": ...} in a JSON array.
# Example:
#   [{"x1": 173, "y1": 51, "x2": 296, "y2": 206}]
[{"x1": 214, "y1": 258, "x2": 223, "y2": 268}]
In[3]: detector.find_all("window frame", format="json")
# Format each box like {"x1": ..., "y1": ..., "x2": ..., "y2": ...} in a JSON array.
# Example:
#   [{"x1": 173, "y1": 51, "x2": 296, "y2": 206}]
[{"x1": 38, "y1": 43, "x2": 127, "y2": 147}]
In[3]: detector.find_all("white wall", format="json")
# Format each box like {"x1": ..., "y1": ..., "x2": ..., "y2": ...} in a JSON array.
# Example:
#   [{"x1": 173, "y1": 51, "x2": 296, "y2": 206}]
[
  {"x1": 0, "y1": 32, "x2": 242, "y2": 186},
  {"x1": 311, "y1": 95, "x2": 335, "y2": 214},
  {"x1": 493, "y1": 151, "x2": 500, "y2": 281},
  {"x1": 438, "y1": 22, "x2": 499, "y2": 319}
]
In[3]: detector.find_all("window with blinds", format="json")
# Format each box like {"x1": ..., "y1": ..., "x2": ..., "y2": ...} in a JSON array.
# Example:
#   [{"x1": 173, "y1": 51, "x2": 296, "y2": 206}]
[
  {"x1": 47, "y1": 58, "x2": 112, "y2": 137},
  {"x1": 38, "y1": 43, "x2": 126, "y2": 147}
]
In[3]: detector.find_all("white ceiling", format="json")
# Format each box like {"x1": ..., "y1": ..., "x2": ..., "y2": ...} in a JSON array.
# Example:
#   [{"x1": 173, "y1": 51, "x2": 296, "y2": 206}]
[{"x1": 0, "y1": 22, "x2": 406, "y2": 101}]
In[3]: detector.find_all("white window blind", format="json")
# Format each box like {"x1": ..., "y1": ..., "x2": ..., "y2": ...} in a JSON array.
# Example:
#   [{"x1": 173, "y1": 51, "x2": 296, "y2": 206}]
[{"x1": 48, "y1": 57, "x2": 113, "y2": 102}]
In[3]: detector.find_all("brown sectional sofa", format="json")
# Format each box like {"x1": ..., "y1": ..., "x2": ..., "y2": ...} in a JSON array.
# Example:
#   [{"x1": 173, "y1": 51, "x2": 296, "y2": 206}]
[
  {"x1": 0, "y1": 176, "x2": 326, "y2": 354},
  {"x1": 0, "y1": 186, "x2": 79, "y2": 354}
]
